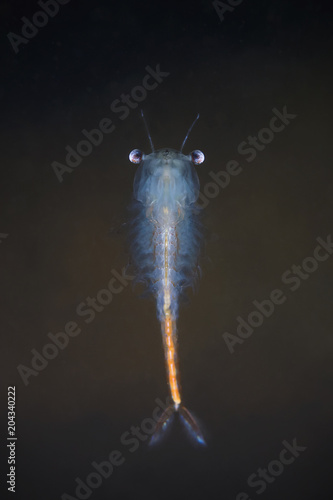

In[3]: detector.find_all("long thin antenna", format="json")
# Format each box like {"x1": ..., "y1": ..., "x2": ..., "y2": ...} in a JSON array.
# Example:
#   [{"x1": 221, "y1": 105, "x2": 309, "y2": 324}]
[
  {"x1": 180, "y1": 113, "x2": 200, "y2": 152},
  {"x1": 140, "y1": 110, "x2": 154, "y2": 152}
]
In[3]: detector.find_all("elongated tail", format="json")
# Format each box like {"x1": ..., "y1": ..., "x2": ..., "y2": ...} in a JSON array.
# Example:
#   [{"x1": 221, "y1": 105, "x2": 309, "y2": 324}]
[{"x1": 149, "y1": 316, "x2": 206, "y2": 446}]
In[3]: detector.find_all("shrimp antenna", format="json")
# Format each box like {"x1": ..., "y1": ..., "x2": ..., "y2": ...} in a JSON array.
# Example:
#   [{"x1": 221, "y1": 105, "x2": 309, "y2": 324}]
[
  {"x1": 140, "y1": 110, "x2": 154, "y2": 152},
  {"x1": 180, "y1": 113, "x2": 200, "y2": 152}
]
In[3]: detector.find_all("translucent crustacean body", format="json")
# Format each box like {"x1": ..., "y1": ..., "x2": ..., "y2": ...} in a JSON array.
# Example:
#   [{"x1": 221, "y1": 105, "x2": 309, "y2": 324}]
[{"x1": 128, "y1": 114, "x2": 206, "y2": 445}]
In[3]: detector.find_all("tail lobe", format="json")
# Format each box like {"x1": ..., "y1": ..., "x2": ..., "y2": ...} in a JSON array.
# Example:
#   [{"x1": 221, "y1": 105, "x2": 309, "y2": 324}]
[
  {"x1": 179, "y1": 405, "x2": 206, "y2": 446},
  {"x1": 149, "y1": 404, "x2": 206, "y2": 447}
]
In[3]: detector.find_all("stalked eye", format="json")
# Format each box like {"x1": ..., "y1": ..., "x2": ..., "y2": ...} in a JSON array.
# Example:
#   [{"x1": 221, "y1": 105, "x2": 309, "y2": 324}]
[
  {"x1": 190, "y1": 150, "x2": 205, "y2": 165},
  {"x1": 129, "y1": 149, "x2": 145, "y2": 164}
]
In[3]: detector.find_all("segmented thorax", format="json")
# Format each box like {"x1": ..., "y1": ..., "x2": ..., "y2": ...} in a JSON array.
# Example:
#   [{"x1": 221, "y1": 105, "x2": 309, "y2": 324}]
[{"x1": 130, "y1": 147, "x2": 203, "y2": 321}]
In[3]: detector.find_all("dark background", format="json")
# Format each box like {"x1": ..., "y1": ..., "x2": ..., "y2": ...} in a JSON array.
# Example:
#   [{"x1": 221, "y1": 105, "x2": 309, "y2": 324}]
[{"x1": 1, "y1": 0, "x2": 333, "y2": 499}]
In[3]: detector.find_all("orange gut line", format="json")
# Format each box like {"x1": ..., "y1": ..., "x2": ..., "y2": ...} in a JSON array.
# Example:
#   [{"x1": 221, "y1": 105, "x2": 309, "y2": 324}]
[
  {"x1": 162, "y1": 225, "x2": 181, "y2": 408},
  {"x1": 163, "y1": 316, "x2": 181, "y2": 407}
]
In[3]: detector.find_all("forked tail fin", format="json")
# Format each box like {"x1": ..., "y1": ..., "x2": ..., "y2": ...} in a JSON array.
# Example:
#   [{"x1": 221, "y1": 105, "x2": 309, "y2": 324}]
[{"x1": 149, "y1": 404, "x2": 206, "y2": 447}]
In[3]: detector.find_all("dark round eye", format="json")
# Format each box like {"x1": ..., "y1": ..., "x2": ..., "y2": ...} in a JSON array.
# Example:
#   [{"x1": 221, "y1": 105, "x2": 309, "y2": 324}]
[
  {"x1": 190, "y1": 150, "x2": 205, "y2": 165},
  {"x1": 129, "y1": 149, "x2": 145, "y2": 164}
]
